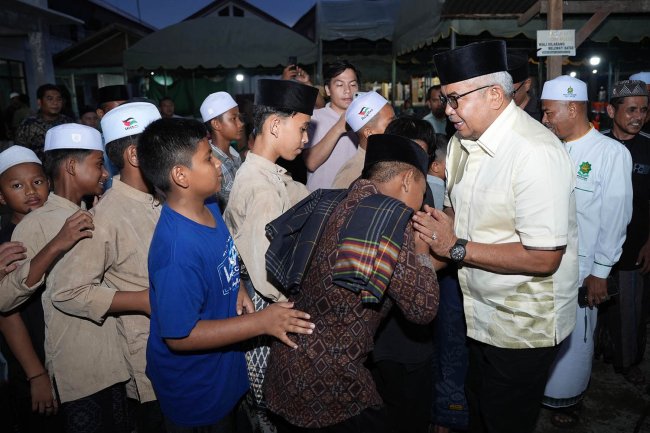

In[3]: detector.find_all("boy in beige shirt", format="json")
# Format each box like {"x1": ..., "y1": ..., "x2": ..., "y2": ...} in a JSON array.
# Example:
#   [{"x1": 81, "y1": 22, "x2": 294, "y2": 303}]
[{"x1": 48, "y1": 102, "x2": 162, "y2": 432}]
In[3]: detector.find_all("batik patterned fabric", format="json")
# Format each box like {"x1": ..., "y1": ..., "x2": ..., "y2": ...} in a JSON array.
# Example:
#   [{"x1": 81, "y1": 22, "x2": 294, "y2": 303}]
[
  {"x1": 332, "y1": 192, "x2": 411, "y2": 303},
  {"x1": 14, "y1": 113, "x2": 73, "y2": 161},
  {"x1": 266, "y1": 188, "x2": 348, "y2": 296},
  {"x1": 264, "y1": 180, "x2": 439, "y2": 428},
  {"x1": 242, "y1": 288, "x2": 277, "y2": 433}
]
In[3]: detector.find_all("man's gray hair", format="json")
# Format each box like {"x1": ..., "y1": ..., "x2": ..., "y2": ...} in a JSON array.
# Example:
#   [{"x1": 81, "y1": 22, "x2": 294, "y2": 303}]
[{"x1": 472, "y1": 71, "x2": 514, "y2": 100}]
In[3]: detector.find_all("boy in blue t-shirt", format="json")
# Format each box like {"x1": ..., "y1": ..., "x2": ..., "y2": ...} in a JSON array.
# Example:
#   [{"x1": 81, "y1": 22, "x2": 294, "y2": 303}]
[{"x1": 138, "y1": 118, "x2": 315, "y2": 431}]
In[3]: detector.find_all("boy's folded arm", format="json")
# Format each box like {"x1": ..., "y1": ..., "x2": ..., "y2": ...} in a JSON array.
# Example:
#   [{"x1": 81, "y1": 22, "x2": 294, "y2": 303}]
[
  {"x1": 0, "y1": 227, "x2": 47, "y2": 312},
  {"x1": 164, "y1": 302, "x2": 314, "y2": 352},
  {"x1": 108, "y1": 290, "x2": 150, "y2": 316},
  {"x1": 25, "y1": 209, "x2": 95, "y2": 288},
  {"x1": 48, "y1": 230, "x2": 118, "y2": 323}
]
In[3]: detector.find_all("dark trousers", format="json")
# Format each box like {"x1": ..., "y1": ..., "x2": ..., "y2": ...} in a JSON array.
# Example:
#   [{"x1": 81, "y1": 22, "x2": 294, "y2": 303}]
[
  {"x1": 371, "y1": 359, "x2": 432, "y2": 433},
  {"x1": 128, "y1": 398, "x2": 166, "y2": 433},
  {"x1": 273, "y1": 406, "x2": 389, "y2": 433},
  {"x1": 163, "y1": 409, "x2": 235, "y2": 433},
  {"x1": 62, "y1": 382, "x2": 130, "y2": 433},
  {"x1": 465, "y1": 339, "x2": 560, "y2": 433},
  {"x1": 596, "y1": 269, "x2": 650, "y2": 371}
]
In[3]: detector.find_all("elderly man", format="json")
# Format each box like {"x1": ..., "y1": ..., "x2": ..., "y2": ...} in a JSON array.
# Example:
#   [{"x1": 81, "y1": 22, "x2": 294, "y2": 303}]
[
  {"x1": 540, "y1": 76, "x2": 632, "y2": 428},
  {"x1": 598, "y1": 80, "x2": 650, "y2": 387},
  {"x1": 412, "y1": 40, "x2": 578, "y2": 433}
]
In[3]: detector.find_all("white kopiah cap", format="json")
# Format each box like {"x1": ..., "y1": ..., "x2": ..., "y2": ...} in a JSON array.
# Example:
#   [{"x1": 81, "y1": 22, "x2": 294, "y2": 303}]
[
  {"x1": 541, "y1": 75, "x2": 589, "y2": 101},
  {"x1": 200, "y1": 92, "x2": 238, "y2": 123},
  {"x1": 629, "y1": 72, "x2": 650, "y2": 85},
  {"x1": 44, "y1": 124, "x2": 104, "y2": 152},
  {"x1": 101, "y1": 102, "x2": 161, "y2": 145},
  {"x1": 9, "y1": 92, "x2": 19, "y2": 99},
  {"x1": 345, "y1": 91, "x2": 388, "y2": 132},
  {"x1": 0, "y1": 146, "x2": 41, "y2": 176}
]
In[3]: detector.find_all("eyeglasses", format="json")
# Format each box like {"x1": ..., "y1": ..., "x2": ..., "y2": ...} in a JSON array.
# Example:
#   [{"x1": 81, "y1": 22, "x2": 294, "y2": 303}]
[
  {"x1": 439, "y1": 84, "x2": 494, "y2": 109},
  {"x1": 512, "y1": 81, "x2": 526, "y2": 95}
]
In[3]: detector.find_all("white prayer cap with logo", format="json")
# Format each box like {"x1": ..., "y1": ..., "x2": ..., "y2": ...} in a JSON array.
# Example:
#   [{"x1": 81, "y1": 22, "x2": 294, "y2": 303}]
[
  {"x1": 200, "y1": 92, "x2": 238, "y2": 123},
  {"x1": 0, "y1": 146, "x2": 41, "y2": 176},
  {"x1": 345, "y1": 91, "x2": 388, "y2": 132},
  {"x1": 541, "y1": 75, "x2": 588, "y2": 101},
  {"x1": 630, "y1": 72, "x2": 650, "y2": 85},
  {"x1": 44, "y1": 124, "x2": 104, "y2": 152},
  {"x1": 101, "y1": 102, "x2": 161, "y2": 145}
]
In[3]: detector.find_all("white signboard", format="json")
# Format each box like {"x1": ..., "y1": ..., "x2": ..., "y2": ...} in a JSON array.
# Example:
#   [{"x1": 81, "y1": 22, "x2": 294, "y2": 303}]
[{"x1": 536, "y1": 30, "x2": 576, "y2": 56}]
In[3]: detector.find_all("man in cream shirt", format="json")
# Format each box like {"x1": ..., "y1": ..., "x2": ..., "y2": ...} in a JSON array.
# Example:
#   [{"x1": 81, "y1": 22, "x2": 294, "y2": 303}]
[{"x1": 413, "y1": 40, "x2": 578, "y2": 433}]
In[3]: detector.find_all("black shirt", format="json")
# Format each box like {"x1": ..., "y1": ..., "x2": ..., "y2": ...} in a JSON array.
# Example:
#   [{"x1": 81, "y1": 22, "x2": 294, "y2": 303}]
[{"x1": 604, "y1": 130, "x2": 650, "y2": 269}]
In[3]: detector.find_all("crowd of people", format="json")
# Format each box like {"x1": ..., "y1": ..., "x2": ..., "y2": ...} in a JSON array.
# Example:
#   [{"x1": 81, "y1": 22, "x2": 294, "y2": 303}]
[{"x1": 0, "y1": 38, "x2": 648, "y2": 433}]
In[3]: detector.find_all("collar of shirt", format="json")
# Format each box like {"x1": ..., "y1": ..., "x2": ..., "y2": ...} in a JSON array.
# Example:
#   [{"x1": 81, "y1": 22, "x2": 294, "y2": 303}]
[
  {"x1": 46, "y1": 192, "x2": 83, "y2": 211},
  {"x1": 110, "y1": 175, "x2": 159, "y2": 206},
  {"x1": 245, "y1": 151, "x2": 290, "y2": 179},
  {"x1": 460, "y1": 100, "x2": 517, "y2": 158}
]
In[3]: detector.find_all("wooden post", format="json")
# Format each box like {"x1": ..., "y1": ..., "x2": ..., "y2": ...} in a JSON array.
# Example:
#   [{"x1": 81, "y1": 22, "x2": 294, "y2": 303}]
[{"x1": 547, "y1": 0, "x2": 563, "y2": 80}]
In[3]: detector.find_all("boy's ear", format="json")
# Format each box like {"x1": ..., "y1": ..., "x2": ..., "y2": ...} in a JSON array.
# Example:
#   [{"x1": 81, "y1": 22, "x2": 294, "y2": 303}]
[
  {"x1": 0, "y1": 191, "x2": 6, "y2": 206},
  {"x1": 170, "y1": 164, "x2": 189, "y2": 189},
  {"x1": 65, "y1": 157, "x2": 77, "y2": 177},
  {"x1": 269, "y1": 115, "x2": 281, "y2": 138},
  {"x1": 125, "y1": 144, "x2": 139, "y2": 168},
  {"x1": 401, "y1": 168, "x2": 414, "y2": 193},
  {"x1": 210, "y1": 118, "x2": 222, "y2": 132}
]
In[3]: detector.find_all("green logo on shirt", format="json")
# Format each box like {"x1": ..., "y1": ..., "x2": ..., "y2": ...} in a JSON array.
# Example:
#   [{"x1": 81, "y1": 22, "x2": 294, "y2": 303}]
[{"x1": 578, "y1": 161, "x2": 591, "y2": 179}]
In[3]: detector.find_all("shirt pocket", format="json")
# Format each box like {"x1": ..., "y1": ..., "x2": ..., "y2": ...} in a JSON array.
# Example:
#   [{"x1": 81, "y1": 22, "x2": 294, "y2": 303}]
[{"x1": 575, "y1": 176, "x2": 595, "y2": 193}]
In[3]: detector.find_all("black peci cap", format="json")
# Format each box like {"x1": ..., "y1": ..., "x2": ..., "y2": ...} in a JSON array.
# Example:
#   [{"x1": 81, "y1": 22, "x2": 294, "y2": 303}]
[
  {"x1": 97, "y1": 85, "x2": 129, "y2": 104},
  {"x1": 363, "y1": 134, "x2": 429, "y2": 177},
  {"x1": 434, "y1": 40, "x2": 508, "y2": 85},
  {"x1": 507, "y1": 54, "x2": 530, "y2": 83},
  {"x1": 255, "y1": 79, "x2": 319, "y2": 116}
]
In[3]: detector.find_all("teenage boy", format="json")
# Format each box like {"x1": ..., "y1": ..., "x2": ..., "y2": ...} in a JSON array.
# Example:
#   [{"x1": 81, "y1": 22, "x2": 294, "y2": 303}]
[
  {"x1": 137, "y1": 117, "x2": 314, "y2": 431},
  {"x1": 331, "y1": 91, "x2": 395, "y2": 188},
  {"x1": 200, "y1": 92, "x2": 244, "y2": 210},
  {"x1": 47, "y1": 102, "x2": 162, "y2": 433},
  {"x1": 223, "y1": 79, "x2": 318, "y2": 430},
  {"x1": 0, "y1": 146, "x2": 64, "y2": 432},
  {"x1": 264, "y1": 134, "x2": 440, "y2": 431},
  {"x1": 304, "y1": 61, "x2": 361, "y2": 190}
]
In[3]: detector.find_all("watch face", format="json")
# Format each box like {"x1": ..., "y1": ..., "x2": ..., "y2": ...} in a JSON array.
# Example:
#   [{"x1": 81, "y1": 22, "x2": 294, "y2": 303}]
[{"x1": 450, "y1": 244, "x2": 466, "y2": 262}]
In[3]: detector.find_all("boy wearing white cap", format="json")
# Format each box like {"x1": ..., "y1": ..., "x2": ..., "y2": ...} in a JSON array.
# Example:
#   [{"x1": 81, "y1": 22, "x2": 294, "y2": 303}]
[
  {"x1": 200, "y1": 92, "x2": 244, "y2": 210},
  {"x1": 331, "y1": 91, "x2": 395, "y2": 188},
  {"x1": 0, "y1": 146, "x2": 64, "y2": 432},
  {"x1": 0, "y1": 125, "x2": 133, "y2": 432},
  {"x1": 540, "y1": 75, "x2": 633, "y2": 427},
  {"x1": 47, "y1": 102, "x2": 163, "y2": 432}
]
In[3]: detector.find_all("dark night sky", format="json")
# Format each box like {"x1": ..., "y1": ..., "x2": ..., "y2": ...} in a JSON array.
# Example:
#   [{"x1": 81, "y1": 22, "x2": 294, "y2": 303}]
[{"x1": 104, "y1": 0, "x2": 318, "y2": 29}]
